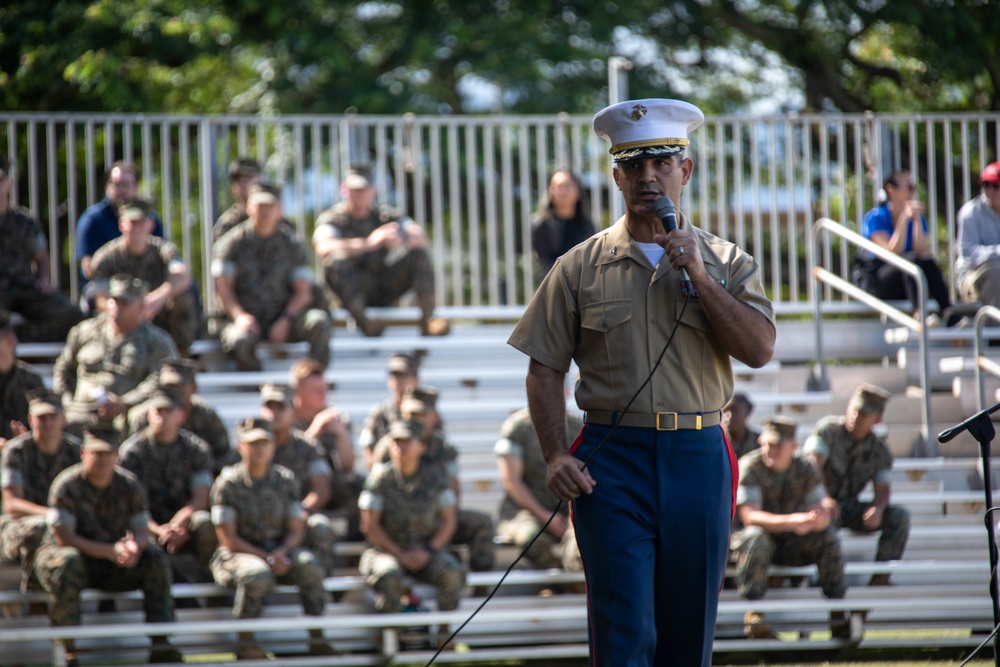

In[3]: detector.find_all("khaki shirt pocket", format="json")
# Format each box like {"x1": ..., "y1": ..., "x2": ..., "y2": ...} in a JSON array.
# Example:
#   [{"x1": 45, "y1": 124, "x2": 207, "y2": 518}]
[
  {"x1": 674, "y1": 299, "x2": 712, "y2": 368},
  {"x1": 580, "y1": 299, "x2": 633, "y2": 372}
]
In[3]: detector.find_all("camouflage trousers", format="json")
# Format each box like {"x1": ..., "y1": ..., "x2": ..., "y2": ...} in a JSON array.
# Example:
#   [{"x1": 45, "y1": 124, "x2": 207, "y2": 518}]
[
  {"x1": 305, "y1": 513, "x2": 337, "y2": 576},
  {"x1": 496, "y1": 510, "x2": 582, "y2": 572},
  {"x1": 0, "y1": 514, "x2": 47, "y2": 589},
  {"x1": 150, "y1": 287, "x2": 200, "y2": 353},
  {"x1": 323, "y1": 247, "x2": 436, "y2": 316},
  {"x1": 33, "y1": 543, "x2": 175, "y2": 626},
  {"x1": 209, "y1": 546, "x2": 327, "y2": 618},
  {"x1": 729, "y1": 525, "x2": 847, "y2": 600},
  {"x1": 152, "y1": 510, "x2": 217, "y2": 581},
  {"x1": 1, "y1": 283, "x2": 83, "y2": 343},
  {"x1": 219, "y1": 308, "x2": 331, "y2": 371},
  {"x1": 452, "y1": 508, "x2": 495, "y2": 572},
  {"x1": 838, "y1": 500, "x2": 911, "y2": 562},
  {"x1": 359, "y1": 547, "x2": 466, "y2": 613},
  {"x1": 328, "y1": 472, "x2": 365, "y2": 540}
]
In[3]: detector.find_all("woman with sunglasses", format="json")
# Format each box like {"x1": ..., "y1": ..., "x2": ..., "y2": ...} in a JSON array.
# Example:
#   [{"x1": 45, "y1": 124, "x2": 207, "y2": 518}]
[{"x1": 861, "y1": 170, "x2": 959, "y2": 327}]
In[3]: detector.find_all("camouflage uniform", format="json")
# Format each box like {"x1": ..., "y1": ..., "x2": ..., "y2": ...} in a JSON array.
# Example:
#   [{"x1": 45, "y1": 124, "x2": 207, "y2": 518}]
[
  {"x1": 89, "y1": 236, "x2": 199, "y2": 351},
  {"x1": 119, "y1": 428, "x2": 217, "y2": 573},
  {"x1": 53, "y1": 314, "x2": 177, "y2": 438},
  {"x1": 211, "y1": 221, "x2": 330, "y2": 370},
  {"x1": 803, "y1": 415, "x2": 911, "y2": 562},
  {"x1": 359, "y1": 399, "x2": 402, "y2": 455},
  {"x1": 727, "y1": 425, "x2": 762, "y2": 460},
  {"x1": 494, "y1": 409, "x2": 583, "y2": 571},
  {"x1": 271, "y1": 430, "x2": 337, "y2": 575},
  {"x1": 0, "y1": 431, "x2": 81, "y2": 584},
  {"x1": 0, "y1": 206, "x2": 82, "y2": 342},
  {"x1": 128, "y1": 394, "x2": 234, "y2": 475},
  {"x1": 212, "y1": 204, "x2": 296, "y2": 242},
  {"x1": 0, "y1": 361, "x2": 45, "y2": 442},
  {"x1": 313, "y1": 202, "x2": 437, "y2": 317},
  {"x1": 359, "y1": 461, "x2": 465, "y2": 612},
  {"x1": 33, "y1": 463, "x2": 175, "y2": 627},
  {"x1": 292, "y1": 415, "x2": 363, "y2": 516},
  {"x1": 730, "y1": 450, "x2": 846, "y2": 600},
  {"x1": 372, "y1": 427, "x2": 495, "y2": 572},
  {"x1": 209, "y1": 462, "x2": 327, "y2": 618}
]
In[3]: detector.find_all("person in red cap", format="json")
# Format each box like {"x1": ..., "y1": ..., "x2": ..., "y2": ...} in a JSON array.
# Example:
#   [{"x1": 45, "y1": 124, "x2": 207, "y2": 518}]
[{"x1": 957, "y1": 161, "x2": 1000, "y2": 310}]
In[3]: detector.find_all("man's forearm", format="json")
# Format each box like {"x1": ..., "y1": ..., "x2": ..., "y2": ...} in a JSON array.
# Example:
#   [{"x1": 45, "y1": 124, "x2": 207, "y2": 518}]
[{"x1": 526, "y1": 359, "x2": 568, "y2": 464}]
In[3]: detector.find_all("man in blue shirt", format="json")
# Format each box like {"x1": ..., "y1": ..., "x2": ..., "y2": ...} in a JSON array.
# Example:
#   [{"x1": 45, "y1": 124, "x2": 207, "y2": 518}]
[{"x1": 76, "y1": 161, "x2": 163, "y2": 284}]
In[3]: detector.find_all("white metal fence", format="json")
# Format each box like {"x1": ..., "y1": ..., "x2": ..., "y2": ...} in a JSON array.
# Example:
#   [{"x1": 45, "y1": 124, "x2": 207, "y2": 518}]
[{"x1": 2, "y1": 111, "x2": 998, "y2": 311}]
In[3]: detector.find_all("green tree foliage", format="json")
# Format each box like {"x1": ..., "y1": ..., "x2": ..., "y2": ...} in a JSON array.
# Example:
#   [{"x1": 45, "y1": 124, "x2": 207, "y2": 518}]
[{"x1": 0, "y1": 0, "x2": 996, "y2": 115}]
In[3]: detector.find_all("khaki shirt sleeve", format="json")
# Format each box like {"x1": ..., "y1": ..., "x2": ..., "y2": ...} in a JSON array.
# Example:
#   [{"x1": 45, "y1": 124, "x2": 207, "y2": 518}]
[{"x1": 507, "y1": 257, "x2": 579, "y2": 373}]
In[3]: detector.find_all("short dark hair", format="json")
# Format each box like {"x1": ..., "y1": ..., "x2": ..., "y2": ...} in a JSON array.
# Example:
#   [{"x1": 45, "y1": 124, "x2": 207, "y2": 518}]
[{"x1": 105, "y1": 161, "x2": 140, "y2": 185}]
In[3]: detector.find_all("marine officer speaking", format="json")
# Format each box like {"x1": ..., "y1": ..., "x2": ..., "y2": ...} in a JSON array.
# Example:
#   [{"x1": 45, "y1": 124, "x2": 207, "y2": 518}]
[{"x1": 508, "y1": 98, "x2": 775, "y2": 666}]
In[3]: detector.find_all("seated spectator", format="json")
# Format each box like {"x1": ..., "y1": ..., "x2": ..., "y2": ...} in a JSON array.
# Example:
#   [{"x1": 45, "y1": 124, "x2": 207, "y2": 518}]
[
  {"x1": 359, "y1": 419, "x2": 465, "y2": 617},
  {"x1": 289, "y1": 359, "x2": 364, "y2": 533},
  {"x1": 76, "y1": 161, "x2": 163, "y2": 283},
  {"x1": 730, "y1": 416, "x2": 847, "y2": 640},
  {"x1": 0, "y1": 310, "x2": 45, "y2": 448},
  {"x1": 34, "y1": 428, "x2": 182, "y2": 665},
  {"x1": 803, "y1": 383, "x2": 910, "y2": 586},
  {"x1": 0, "y1": 157, "x2": 82, "y2": 342},
  {"x1": 723, "y1": 392, "x2": 762, "y2": 459},
  {"x1": 372, "y1": 387, "x2": 495, "y2": 573},
  {"x1": 494, "y1": 408, "x2": 583, "y2": 573},
  {"x1": 88, "y1": 199, "x2": 199, "y2": 353},
  {"x1": 212, "y1": 182, "x2": 331, "y2": 371},
  {"x1": 359, "y1": 352, "x2": 422, "y2": 468},
  {"x1": 312, "y1": 168, "x2": 449, "y2": 337},
  {"x1": 530, "y1": 170, "x2": 596, "y2": 280},
  {"x1": 258, "y1": 383, "x2": 337, "y2": 576},
  {"x1": 0, "y1": 391, "x2": 81, "y2": 590},
  {"x1": 119, "y1": 389, "x2": 217, "y2": 581},
  {"x1": 861, "y1": 171, "x2": 958, "y2": 327},
  {"x1": 209, "y1": 417, "x2": 337, "y2": 660},
  {"x1": 53, "y1": 274, "x2": 178, "y2": 439},
  {"x1": 956, "y1": 161, "x2": 1000, "y2": 309},
  {"x1": 212, "y1": 158, "x2": 297, "y2": 242},
  {"x1": 127, "y1": 359, "x2": 233, "y2": 476}
]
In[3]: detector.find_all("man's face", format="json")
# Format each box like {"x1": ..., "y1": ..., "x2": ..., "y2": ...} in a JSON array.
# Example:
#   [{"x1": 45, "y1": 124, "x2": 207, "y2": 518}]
[
  {"x1": 845, "y1": 406, "x2": 882, "y2": 440},
  {"x1": 295, "y1": 375, "x2": 327, "y2": 414},
  {"x1": 233, "y1": 173, "x2": 260, "y2": 205},
  {"x1": 247, "y1": 199, "x2": 282, "y2": 229},
  {"x1": 389, "y1": 436, "x2": 426, "y2": 470},
  {"x1": 612, "y1": 155, "x2": 693, "y2": 219},
  {"x1": 984, "y1": 181, "x2": 1000, "y2": 214},
  {"x1": 345, "y1": 185, "x2": 376, "y2": 213},
  {"x1": 106, "y1": 167, "x2": 138, "y2": 206},
  {"x1": 261, "y1": 401, "x2": 293, "y2": 432},
  {"x1": 118, "y1": 214, "x2": 153, "y2": 244},
  {"x1": 723, "y1": 401, "x2": 750, "y2": 431},
  {"x1": 149, "y1": 405, "x2": 184, "y2": 439},
  {"x1": 388, "y1": 371, "x2": 418, "y2": 399},
  {"x1": 760, "y1": 438, "x2": 796, "y2": 472},
  {"x1": 29, "y1": 412, "x2": 64, "y2": 443},
  {"x1": 108, "y1": 296, "x2": 144, "y2": 331},
  {"x1": 238, "y1": 438, "x2": 275, "y2": 467},
  {"x1": 82, "y1": 448, "x2": 117, "y2": 478}
]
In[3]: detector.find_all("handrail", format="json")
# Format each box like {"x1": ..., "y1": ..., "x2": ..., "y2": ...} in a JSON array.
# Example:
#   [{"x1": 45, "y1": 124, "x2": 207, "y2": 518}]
[
  {"x1": 974, "y1": 306, "x2": 1000, "y2": 411},
  {"x1": 811, "y1": 218, "x2": 934, "y2": 455}
]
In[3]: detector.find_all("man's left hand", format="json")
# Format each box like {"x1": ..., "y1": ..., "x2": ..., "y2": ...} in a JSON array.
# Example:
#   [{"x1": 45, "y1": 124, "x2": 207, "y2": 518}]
[{"x1": 862, "y1": 505, "x2": 884, "y2": 530}]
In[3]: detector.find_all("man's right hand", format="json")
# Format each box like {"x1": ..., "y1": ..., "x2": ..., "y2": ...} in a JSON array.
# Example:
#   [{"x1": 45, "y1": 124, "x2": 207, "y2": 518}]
[
  {"x1": 234, "y1": 312, "x2": 260, "y2": 336},
  {"x1": 546, "y1": 513, "x2": 569, "y2": 539},
  {"x1": 546, "y1": 452, "x2": 596, "y2": 502}
]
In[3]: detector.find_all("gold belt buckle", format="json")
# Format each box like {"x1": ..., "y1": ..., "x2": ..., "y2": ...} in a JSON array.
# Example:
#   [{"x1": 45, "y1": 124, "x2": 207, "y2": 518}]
[{"x1": 655, "y1": 412, "x2": 678, "y2": 431}]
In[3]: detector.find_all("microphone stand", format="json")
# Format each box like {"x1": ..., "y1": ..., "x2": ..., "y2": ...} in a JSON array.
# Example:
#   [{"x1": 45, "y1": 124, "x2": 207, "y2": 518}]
[{"x1": 939, "y1": 401, "x2": 1000, "y2": 667}]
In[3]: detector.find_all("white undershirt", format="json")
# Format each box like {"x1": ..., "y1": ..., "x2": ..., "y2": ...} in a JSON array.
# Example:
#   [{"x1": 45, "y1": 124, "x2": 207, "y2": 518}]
[{"x1": 636, "y1": 241, "x2": 665, "y2": 267}]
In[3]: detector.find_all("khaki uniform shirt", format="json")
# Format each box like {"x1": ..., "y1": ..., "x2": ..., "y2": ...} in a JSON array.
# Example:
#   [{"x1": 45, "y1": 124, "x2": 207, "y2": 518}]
[{"x1": 508, "y1": 216, "x2": 773, "y2": 414}]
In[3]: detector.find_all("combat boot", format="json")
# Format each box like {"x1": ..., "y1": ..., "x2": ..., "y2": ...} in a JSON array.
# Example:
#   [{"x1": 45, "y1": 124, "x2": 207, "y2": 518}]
[
  {"x1": 346, "y1": 301, "x2": 386, "y2": 337},
  {"x1": 307, "y1": 628, "x2": 340, "y2": 656},
  {"x1": 868, "y1": 573, "x2": 892, "y2": 586},
  {"x1": 743, "y1": 610, "x2": 776, "y2": 639}
]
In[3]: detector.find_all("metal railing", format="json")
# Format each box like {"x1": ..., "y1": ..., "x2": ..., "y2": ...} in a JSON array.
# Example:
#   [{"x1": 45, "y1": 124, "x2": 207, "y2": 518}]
[
  {"x1": 811, "y1": 217, "x2": 934, "y2": 454},
  {"x1": 2, "y1": 111, "x2": 998, "y2": 312}
]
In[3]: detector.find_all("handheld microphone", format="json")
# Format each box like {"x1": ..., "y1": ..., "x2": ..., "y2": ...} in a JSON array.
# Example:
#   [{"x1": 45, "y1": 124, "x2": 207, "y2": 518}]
[{"x1": 655, "y1": 196, "x2": 693, "y2": 296}]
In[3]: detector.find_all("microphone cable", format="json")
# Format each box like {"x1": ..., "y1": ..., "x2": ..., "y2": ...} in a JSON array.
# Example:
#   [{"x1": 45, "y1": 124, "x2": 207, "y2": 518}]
[{"x1": 423, "y1": 289, "x2": 692, "y2": 665}]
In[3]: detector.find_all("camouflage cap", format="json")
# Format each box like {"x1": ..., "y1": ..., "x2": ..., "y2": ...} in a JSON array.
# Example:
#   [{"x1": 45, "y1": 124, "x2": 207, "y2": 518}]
[
  {"x1": 28, "y1": 390, "x2": 63, "y2": 416},
  {"x1": 759, "y1": 415, "x2": 798, "y2": 445},
  {"x1": 108, "y1": 274, "x2": 148, "y2": 301},
  {"x1": 236, "y1": 416, "x2": 274, "y2": 444},
  {"x1": 119, "y1": 199, "x2": 154, "y2": 222},
  {"x1": 849, "y1": 383, "x2": 891, "y2": 414},
  {"x1": 259, "y1": 382, "x2": 292, "y2": 406},
  {"x1": 82, "y1": 428, "x2": 120, "y2": 452},
  {"x1": 387, "y1": 419, "x2": 423, "y2": 441},
  {"x1": 158, "y1": 359, "x2": 197, "y2": 388},
  {"x1": 386, "y1": 352, "x2": 418, "y2": 376},
  {"x1": 228, "y1": 157, "x2": 262, "y2": 180},
  {"x1": 343, "y1": 169, "x2": 373, "y2": 190},
  {"x1": 400, "y1": 385, "x2": 439, "y2": 414},
  {"x1": 247, "y1": 181, "x2": 280, "y2": 205},
  {"x1": 148, "y1": 387, "x2": 184, "y2": 411}
]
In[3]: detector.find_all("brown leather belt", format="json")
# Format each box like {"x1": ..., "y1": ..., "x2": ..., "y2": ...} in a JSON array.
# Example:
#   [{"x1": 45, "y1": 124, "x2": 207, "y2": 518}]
[{"x1": 584, "y1": 410, "x2": 723, "y2": 431}]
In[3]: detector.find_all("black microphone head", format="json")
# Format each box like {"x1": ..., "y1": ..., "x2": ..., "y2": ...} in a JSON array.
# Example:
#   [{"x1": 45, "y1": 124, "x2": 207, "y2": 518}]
[{"x1": 654, "y1": 196, "x2": 674, "y2": 219}]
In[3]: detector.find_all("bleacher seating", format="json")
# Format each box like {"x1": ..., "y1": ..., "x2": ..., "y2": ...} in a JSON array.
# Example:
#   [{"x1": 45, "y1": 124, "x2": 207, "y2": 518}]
[{"x1": 3, "y1": 315, "x2": 997, "y2": 665}]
